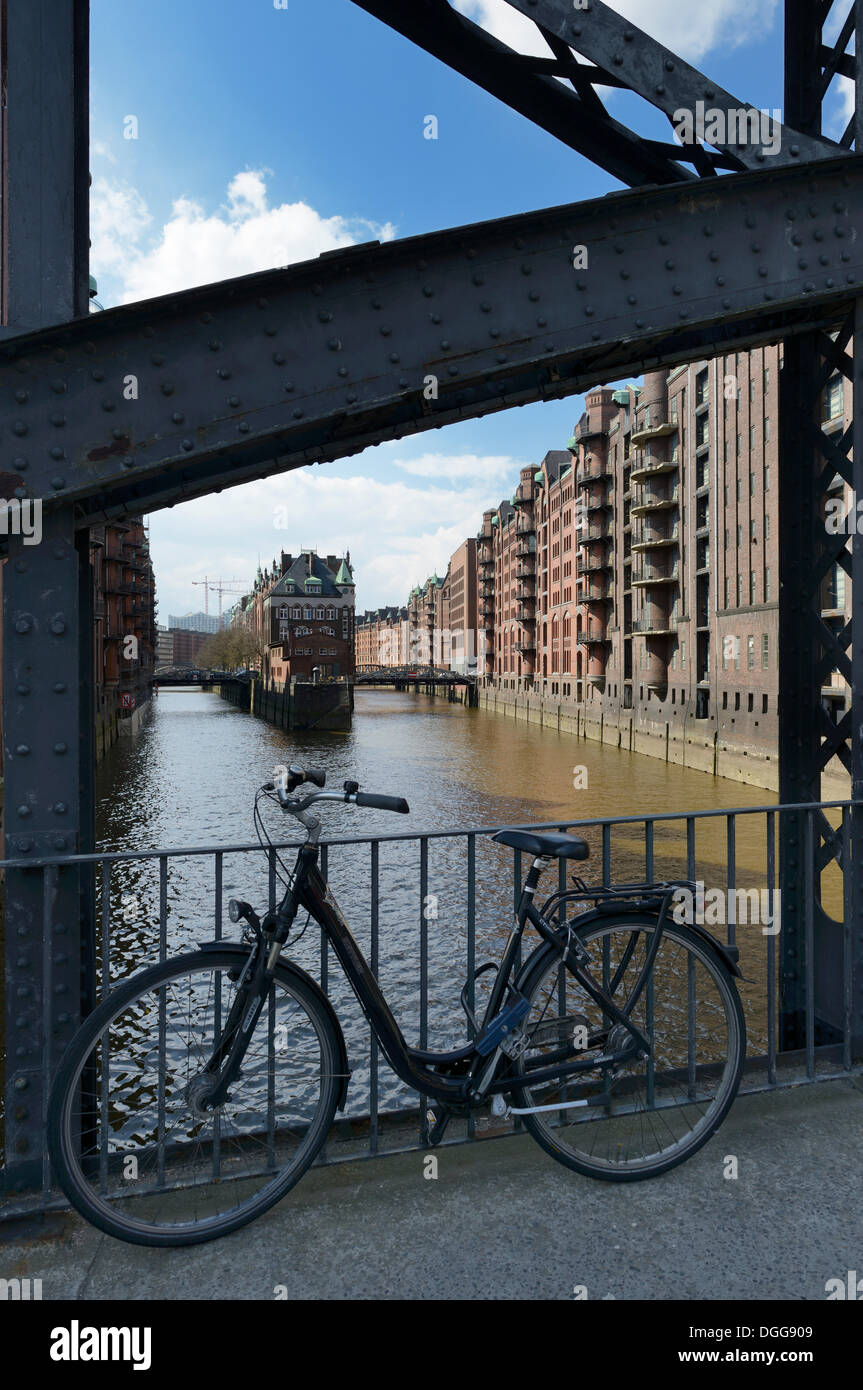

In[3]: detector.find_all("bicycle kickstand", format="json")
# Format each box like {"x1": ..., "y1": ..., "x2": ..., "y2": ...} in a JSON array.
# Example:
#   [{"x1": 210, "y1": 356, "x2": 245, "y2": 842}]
[{"x1": 425, "y1": 1104, "x2": 452, "y2": 1146}]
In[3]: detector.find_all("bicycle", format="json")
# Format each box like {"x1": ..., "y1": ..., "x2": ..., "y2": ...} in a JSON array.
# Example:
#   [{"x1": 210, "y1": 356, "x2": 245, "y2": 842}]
[{"x1": 48, "y1": 765, "x2": 747, "y2": 1246}]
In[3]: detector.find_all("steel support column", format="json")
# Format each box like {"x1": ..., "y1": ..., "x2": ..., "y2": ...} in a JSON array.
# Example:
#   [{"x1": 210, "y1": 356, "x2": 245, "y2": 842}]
[
  {"x1": 1, "y1": 0, "x2": 90, "y2": 1194},
  {"x1": 778, "y1": 1, "x2": 863, "y2": 1054}
]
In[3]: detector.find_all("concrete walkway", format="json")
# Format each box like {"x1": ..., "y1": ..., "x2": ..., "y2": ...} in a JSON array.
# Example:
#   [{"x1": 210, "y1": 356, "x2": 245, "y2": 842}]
[{"x1": 2, "y1": 1079, "x2": 861, "y2": 1300}]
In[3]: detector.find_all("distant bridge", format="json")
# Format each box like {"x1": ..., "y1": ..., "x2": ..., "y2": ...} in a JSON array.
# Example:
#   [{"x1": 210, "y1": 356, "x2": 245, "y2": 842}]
[{"x1": 354, "y1": 667, "x2": 478, "y2": 703}]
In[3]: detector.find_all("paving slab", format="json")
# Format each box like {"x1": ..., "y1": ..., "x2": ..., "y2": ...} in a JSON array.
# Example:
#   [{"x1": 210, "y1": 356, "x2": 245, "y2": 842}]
[{"x1": 1, "y1": 1079, "x2": 861, "y2": 1301}]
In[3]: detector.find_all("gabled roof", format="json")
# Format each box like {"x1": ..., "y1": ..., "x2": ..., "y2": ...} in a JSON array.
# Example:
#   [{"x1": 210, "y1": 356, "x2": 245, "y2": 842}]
[
  {"x1": 335, "y1": 559, "x2": 353, "y2": 585},
  {"x1": 268, "y1": 551, "x2": 345, "y2": 599}
]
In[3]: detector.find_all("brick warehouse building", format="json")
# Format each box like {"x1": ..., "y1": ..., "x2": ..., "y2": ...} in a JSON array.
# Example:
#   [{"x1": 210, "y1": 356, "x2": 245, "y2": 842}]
[
  {"x1": 476, "y1": 345, "x2": 850, "y2": 791},
  {"x1": 356, "y1": 541, "x2": 478, "y2": 674},
  {"x1": 231, "y1": 550, "x2": 356, "y2": 685}
]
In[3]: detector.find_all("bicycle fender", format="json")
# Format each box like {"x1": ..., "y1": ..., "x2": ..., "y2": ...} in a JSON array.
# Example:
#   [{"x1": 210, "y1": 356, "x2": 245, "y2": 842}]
[{"x1": 196, "y1": 939, "x2": 352, "y2": 1110}]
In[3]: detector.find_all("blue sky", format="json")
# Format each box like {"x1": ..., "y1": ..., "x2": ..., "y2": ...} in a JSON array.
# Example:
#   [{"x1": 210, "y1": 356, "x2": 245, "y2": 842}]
[{"x1": 88, "y1": 0, "x2": 852, "y2": 616}]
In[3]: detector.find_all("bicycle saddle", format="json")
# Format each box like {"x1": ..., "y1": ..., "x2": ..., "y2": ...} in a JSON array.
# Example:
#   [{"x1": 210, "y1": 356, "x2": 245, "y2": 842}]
[{"x1": 492, "y1": 829, "x2": 589, "y2": 860}]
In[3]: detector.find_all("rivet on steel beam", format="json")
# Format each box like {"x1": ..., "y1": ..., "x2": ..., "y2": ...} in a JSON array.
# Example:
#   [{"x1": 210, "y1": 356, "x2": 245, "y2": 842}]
[
  {"x1": 430, "y1": 313, "x2": 442, "y2": 324},
  {"x1": 51, "y1": 474, "x2": 65, "y2": 487},
  {"x1": 13, "y1": 457, "x2": 28, "y2": 470},
  {"x1": 13, "y1": 558, "x2": 26, "y2": 573},
  {"x1": 293, "y1": 409, "x2": 304, "y2": 419},
  {"x1": 441, "y1": 340, "x2": 451, "y2": 350},
  {"x1": 151, "y1": 354, "x2": 164, "y2": 366},
  {"x1": 790, "y1": 145, "x2": 800, "y2": 156},
  {"x1": 389, "y1": 353, "x2": 400, "y2": 363},
  {"x1": 53, "y1": 682, "x2": 67, "y2": 693},
  {"x1": 380, "y1": 326, "x2": 392, "y2": 337},
  {"x1": 347, "y1": 393, "x2": 358, "y2": 404},
  {"x1": 422, "y1": 287, "x2": 434, "y2": 297},
  {"x1": 338, "y1": 367, "x2": 348, "y2": 378},
  {"x1": 273, "y1": 353, "x2": 286, "y2": 364},
  {"x1": 537, "y1": 317, "x2": 547, "y2": 328},
  {"x1": 209, "y1": 340, "x2": 222, "y2": 351},
  {"x1": 50, "y1": 617, "x2": 66, "y2": 634},
  {"x1": 17, "y1": 805, "x2": 31, "y2": 818},
  {"x1": 101, "y1": 400, "x2": 116, "y2": 412},
  {"x1": 15, "y1": 389, "x2": 28, "y2": 402},
  {"x1": 15, "y1": 615, "x2": 33, "y2": 634},
  {"x1": 14, "y1": 1077, "x2": 28, "y2": 1092},
  {"x1": 161, "y1": 383, "x2": 174, "y2": 396},
  {"x1": 284, "y1": 382, "x2": 295, "y2": 392},
  {"x1": 328, "y1": 339, "x2": 342, "y2": 351},
  {"x1": 16, "y1": 683, "x2": 30, "y2": 695},
  {"x1": 238, "y1": 422, "x2": 250, "y2": 433},
  {"x1": 16, "y1": 840, "x2": 32, "y2": 853},
  {"x1": 53, "y1": 802, "x2": 68, "y2": 815},
  {"x1": 318, "y1": 311, "x2": 333, "y2": 323},
  {"x1": 13, "y1": 421, "x2": 27, "y2": 436},
  {"x1": 172, "y1": 412, "x2": 185, "y2": 424},
  {"x1": 15, "y1": 744, "x2": 30, "y2": 755},
  {"x1": 92, "y1": 369, "x2": 105, "y2": 382},
  {"x1": 228, "y1": 395, "x2": 240, "y2": 406},
  {"x1": 53, "y1": 837, "x2": 66, "y2": 850},
  {"x1": 182, "y1": 439, "x2": 194, "y2": 451}
]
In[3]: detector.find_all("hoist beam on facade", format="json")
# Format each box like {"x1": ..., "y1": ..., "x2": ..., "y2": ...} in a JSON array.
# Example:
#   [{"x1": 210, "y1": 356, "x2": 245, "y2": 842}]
[
  {"x1": 5, "y1": 153, "x2": 863, "y2": 527},
  {"x1": 352, "y1": 0, "x2": 842, "y2": 184}
]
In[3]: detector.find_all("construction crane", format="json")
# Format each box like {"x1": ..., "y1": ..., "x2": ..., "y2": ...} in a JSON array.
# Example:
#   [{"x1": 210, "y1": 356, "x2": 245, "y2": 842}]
[{"x1": 192, "y1": 577, "x2": 248, "y2": 630}]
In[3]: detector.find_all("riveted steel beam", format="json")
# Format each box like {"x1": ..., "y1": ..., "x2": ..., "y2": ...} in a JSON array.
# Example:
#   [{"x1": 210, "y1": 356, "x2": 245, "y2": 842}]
[
  {"x1": 778, "y1": 0, "x2": 863, "y2": 1057},
  {"x1": 5, "y1": 154, "x2": 863, "y2": 527},
  {"x1": 501, "y1": 0, "x2": 841, "y2": 175},
  {"x1": 1, "y1": 0, "x2": 91, "y2": 1197},
  {"x1": 352, "y1": 0, "x2": 840, "y2": 184}
]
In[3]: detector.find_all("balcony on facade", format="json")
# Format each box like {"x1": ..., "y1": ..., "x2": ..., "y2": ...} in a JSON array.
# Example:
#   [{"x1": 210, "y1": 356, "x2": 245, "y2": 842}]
[
  {"x1": 577, "y1": 553, "x2": 611, "y2": 574},
  {"x1": 583, "y1": 580, "x2": 614, "y2": 604},
  {"x1": 578, "y1": 628, "x2": 611, "y2": 646},
  {"x1": 631, "y1": 483, "x2": 680, "y2": 516},
  {"x1": 632, "y1": 521, "x2": 678, "y2": 552},
  {"x1": 630, "y1": 420, "x2": 676, "y2": 449},
  {"x1": 515, "y1": 558, "x2": 536, "y2": 579},
  {"x1": 515, "y1": 534, "x2": 536, "y2": 558},
  {"x1": 514, "y1": 580, "x2": 535, "y2": 601},
  {"x1": 632, "y1": 616, "x2": 678, "y2": 636},
  {"x1": 577, "y1": 460, "x2": 612, "y2": 485},
  {"x1": 516, "y1": 637, "x2": 536, "y2": 653},
  {"x1": 631, "y1": 563, "x2": 679, "y2": 588},
  {"x1": 629, "y1": 455, "x2": 678, "y2": 484}
]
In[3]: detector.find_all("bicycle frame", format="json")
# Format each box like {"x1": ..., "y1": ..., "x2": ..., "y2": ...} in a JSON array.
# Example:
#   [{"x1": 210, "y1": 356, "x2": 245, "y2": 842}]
[{"x1": 280, "y1": 846, "x2": 660, "y2": 1107}]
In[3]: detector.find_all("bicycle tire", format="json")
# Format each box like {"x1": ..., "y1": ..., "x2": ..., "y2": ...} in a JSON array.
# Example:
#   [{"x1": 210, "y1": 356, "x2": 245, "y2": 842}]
[
  {"x1": 511, "y1": 915, "x2": 746, "y2": 1182},
  {"x1": 48, "y1": 949, "x2": 343, "y2": 1247}
]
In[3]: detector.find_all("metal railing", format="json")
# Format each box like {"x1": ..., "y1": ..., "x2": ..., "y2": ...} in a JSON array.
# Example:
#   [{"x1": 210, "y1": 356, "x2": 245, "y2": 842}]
[{"x1": 0, "y1": 800, "x2": 859, "y2": 1217}]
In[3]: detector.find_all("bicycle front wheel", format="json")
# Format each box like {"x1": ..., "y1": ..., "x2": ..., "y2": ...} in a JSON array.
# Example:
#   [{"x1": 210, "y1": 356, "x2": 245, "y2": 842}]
[
  {"x1": 512, "y1": 916, "x2": 746, "y2": 1181},
  {"x1": 48, "y1": 950, "x2": 343, "y2": 1246}
]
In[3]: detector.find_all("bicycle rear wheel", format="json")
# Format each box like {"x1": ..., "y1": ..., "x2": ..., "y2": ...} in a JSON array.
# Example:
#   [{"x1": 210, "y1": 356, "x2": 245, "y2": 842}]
[
  {"x1": 48, "y1": 949, "x2": 343, "y2": 1246},
  {"x1": 512, "y1": 916, "x2": 745, "y2": 1181}
]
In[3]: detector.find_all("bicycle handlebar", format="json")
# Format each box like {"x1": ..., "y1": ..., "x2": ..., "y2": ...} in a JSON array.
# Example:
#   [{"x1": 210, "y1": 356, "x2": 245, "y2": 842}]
[
  {"x1": 353, "y1": 792, "x2": 410, "y2": 814},
  {"x1": 266, "y1": 779, "x2": 410, "y2": 815}
]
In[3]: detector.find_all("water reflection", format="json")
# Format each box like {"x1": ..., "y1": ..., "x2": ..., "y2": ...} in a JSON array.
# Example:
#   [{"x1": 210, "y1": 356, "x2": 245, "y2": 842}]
[{"x1": 88, "y1": 688, "x2": 787, "y2": 1118}]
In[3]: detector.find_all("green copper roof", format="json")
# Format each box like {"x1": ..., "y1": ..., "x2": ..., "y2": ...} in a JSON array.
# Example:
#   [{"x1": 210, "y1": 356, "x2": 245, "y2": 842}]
[
  {"x1": 534, "y1": 470, "x2": 545, "y2": 484},
  {"x1": 335, "y1": 559, "x2": 353, "y2": 584},
  {"x1": 567, "y1": 435, "x2": 578, "y2": 451}
]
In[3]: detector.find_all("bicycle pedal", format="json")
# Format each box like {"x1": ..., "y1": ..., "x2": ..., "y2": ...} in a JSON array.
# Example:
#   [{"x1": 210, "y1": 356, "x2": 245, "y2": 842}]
[{"x1": 425, "y1": 1106, "x2": 451, "y2": 1146}]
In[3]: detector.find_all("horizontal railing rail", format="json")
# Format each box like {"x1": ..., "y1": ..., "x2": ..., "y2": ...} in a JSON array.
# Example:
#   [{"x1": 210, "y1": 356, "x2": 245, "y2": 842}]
[{"x1": 1, "y1": 799, "x2": 859, "y2": 1217}]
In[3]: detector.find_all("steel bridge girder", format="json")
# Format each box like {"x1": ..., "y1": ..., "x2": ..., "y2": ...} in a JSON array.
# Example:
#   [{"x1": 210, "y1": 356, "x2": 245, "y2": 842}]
[{"x1": 5, "y1": 155, "x2": 863, "y2": 525}]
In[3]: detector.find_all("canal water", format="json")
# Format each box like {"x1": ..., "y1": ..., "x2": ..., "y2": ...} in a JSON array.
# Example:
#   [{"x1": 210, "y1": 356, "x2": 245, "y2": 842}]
[{"x1": 91, "y1": 687, "x2": 783, "y2": 1119}]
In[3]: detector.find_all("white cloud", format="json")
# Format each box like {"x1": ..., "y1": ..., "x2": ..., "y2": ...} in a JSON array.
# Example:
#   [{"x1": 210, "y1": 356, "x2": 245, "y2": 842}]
[
  {"x1": 90, "y1": 168, "x2": 397, "y2": 306},
  {"x1": 149, "y1": 455, "x2": 521, "y2": 615},
  {"x1": 455, "y1": 0, "x2": 778, "y2": 64},
  {"x1": 90, "y1": 176, "x2": 152, "y2": 276}
]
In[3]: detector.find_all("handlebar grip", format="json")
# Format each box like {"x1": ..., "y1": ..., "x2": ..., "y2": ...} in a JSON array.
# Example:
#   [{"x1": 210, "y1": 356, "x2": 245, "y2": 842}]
[
  {"x1": 354, "y1": 793, "x2": 410, "y2": 814},
  {"x1": 303, "y1": 768, "x2": 326, "y2": 788}
]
